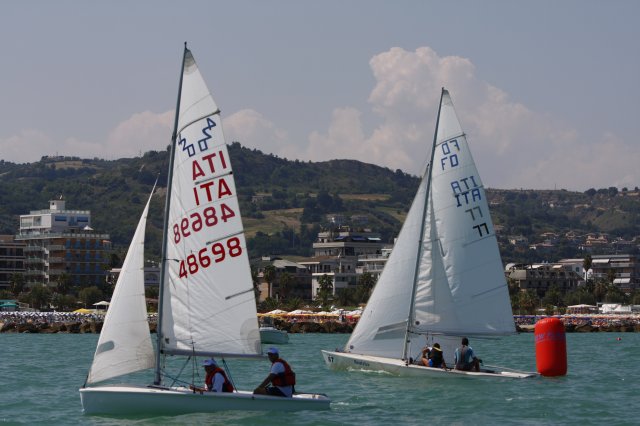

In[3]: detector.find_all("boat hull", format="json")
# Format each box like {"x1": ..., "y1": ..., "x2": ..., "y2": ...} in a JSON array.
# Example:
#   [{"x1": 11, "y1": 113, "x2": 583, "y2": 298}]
[
  {"x1": 321, "y1": 350, "x2": 537, "y2": 379},
  {"x1": 79, "y1": 384, "x2": 330, "y2": 415},
  {"x1": 259, "y1": 327, "x2": 289, "y2": 344}
]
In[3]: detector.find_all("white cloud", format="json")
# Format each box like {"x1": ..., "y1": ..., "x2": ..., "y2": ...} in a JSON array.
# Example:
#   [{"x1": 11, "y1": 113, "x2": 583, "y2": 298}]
[
  {"x1": 105, "y1": 111, "x2": 174, "y2": 158},
  {"x1": 223, "y1": 109, "x2": 290, "y2": 156},
  {"x1": 0, "y1": 129, "x2": 54, "y2": 163},
  {"x1": 303, "y1": 46, "x2": 639, "y2": 190}
]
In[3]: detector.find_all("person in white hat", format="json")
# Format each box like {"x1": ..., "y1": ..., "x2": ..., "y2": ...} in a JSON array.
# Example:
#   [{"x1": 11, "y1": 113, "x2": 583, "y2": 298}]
[
  {"x1": 253, "y1": 347, "x2": 296, "y2": 397},
  {"x1": 190, "y1": 358, "x2": 234, "y2": 393}
]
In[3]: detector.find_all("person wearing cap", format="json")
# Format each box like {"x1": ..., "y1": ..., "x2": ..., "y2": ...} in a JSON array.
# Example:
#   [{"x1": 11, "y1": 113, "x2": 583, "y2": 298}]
[
  {"x1": 454, "y1": 337, "x2": 482, "y2": 372},
  {"x1": 253, "y1": 347, "x2": 296, "y2": 397},
  {"x1": 190, "y1": 358, "x2": 234, "y2": 393}
]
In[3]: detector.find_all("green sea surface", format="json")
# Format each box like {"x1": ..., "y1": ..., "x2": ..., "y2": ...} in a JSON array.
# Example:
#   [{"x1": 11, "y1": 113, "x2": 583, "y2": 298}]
[{"x1": 0, "y1": 332, "x2": 636, "y2": 425}]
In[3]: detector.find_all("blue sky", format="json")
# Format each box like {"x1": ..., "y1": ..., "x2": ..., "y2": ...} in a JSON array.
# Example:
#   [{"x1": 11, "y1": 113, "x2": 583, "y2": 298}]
[{"x1": 1, "y1": 0, "x2": 638, "y2": 190}]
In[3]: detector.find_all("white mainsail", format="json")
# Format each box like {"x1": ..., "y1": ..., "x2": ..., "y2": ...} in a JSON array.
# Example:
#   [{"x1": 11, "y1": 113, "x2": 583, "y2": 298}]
[
  {"x1": 344, "y1": 89, "x2": 514, "y2": 361},
  {"x1": 160, "y1": 49, "x2": 261, "y2": 357},
  {"x1": 86, "y1": 189, "x2": 155, "y2": 384},
  {"x1": 413, "y1": 90, "x2": 514, "y2": 336}
]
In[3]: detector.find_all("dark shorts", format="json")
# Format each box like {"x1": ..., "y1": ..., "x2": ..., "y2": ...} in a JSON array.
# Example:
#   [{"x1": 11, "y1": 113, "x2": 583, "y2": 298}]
[{"x1": 265, "y1": 386, "x2": 286, "y2": 397}]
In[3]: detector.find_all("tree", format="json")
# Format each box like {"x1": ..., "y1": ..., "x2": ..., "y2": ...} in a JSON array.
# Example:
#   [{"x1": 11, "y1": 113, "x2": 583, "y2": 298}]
[
  {"x1": 335, "y1": 288, "x2": 357, "y2": 307},
  {"x1": 263, "y1": 265, "x2": 276, "y2": 300},
  {"x1": 356, "y1": 272, "x2": 376, "y2": 303},
  {"x1": 278, "y1": 272, "x2": 293, "y2": 300},
  {"x1": 29, "y1": 284, "x2": 52, "y2": 311},
  {"x1": 316, "y1": 274, "x2": 334, "y2": 309},
  {"x1": 9, "y1": 273, "x2": 26, "y2": 297},
  {"x1": 518, "y1": 290, "x2": 538, "y2": 315},
  {"x1": 54, "y1": 273, "x2": 73, "y2": 295},
  {"x1": 78, "y1": 286, "x2": 103, "y2": 307}
]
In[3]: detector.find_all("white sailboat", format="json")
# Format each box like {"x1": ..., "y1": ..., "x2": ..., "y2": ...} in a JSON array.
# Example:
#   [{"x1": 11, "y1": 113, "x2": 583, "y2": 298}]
[
  {"x1": 79, "y1": 45, "x2": 330, "y2": 415},
  {"x1": 260, "y1": 316, "x2": 289, "y2": 344},
  {"x1": 322, "y1": 89, "x2": 535, "y2": 379}
]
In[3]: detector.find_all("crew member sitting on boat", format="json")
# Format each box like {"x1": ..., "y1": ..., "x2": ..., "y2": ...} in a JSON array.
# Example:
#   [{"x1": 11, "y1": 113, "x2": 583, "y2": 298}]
[
  {"x1": 418, "y1": 346, "x2": 431, "y2": 366},
  {"x1": 454, "y1": 337, "x2": 482, "y2": 372},
  {"x1": 190, "y1": 358, "x2": 234, "y2": 393},
  {"x1": 253, "y1": 347, "x2": 296, "y2": 397},
  {"x1": 427, "y1": 343, "x2": 447, "y2": 369}
]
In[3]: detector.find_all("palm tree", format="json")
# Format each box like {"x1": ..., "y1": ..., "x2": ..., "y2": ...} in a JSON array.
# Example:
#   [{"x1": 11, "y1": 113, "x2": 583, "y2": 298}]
[
  {"x1": 316, "y1": 274, "x2": 334, "y2": 309},
  {"x1": 278, "y1": 272, "x2": 293, "y2": 301},
  {"x1": 263, "y1": 265, "x2": 276, "y2": 300},
  {"x1": 356, "y1": 272, "x2": 376, "y2": 303},
  {"x1": 9, "y1": 273, "x2": 26, "y2": 297}
]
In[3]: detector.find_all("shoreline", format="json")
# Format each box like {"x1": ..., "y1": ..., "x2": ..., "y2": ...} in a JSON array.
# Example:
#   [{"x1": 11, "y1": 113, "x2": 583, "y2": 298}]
[{"x1": 2, "y1": 312, "x2": 640, "y2": 333}]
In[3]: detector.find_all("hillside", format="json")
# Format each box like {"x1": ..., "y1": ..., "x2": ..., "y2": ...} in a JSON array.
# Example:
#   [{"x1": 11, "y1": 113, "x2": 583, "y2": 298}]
[{"x1": 1, "y1": 144, "x2": 639, "y2": 264}]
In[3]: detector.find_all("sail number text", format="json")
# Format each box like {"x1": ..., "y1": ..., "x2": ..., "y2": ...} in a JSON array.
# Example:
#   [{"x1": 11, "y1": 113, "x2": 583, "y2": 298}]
[
  {"x1": 178, "y1": 236, "x2": 243, "y2": 279},
  {"x1": 172, "y1": 203, "x2": 237, "y2": 244}
]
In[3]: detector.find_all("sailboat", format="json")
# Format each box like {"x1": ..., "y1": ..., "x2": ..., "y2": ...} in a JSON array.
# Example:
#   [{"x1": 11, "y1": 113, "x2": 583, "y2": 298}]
[
  {"x1": 321, "y1": 89, "x2": 535, "y2": 379},
  {"x1": 79, "y1": 45, "x2": 330, "y2": 415}
]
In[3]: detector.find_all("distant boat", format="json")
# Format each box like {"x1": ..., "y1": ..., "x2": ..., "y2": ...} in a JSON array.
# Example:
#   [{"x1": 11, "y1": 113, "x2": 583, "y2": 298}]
[
  {"x1": 259, "y1": 316, "x2": 289, "y2": 344},
  {"x1": 79, "y1": 44, "x2": 330, "y2": 415},
  {"x1": 322, "y1": 89, "x2": 535, "y2": 379}
]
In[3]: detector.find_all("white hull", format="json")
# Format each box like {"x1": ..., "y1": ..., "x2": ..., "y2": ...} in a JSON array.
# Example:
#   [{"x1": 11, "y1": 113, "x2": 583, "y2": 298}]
[
  {"x1": 260, "y1": 327, "x2": 289, "y2": 344},
  {"x1": 321, "y1": 350, "x2": 537, "y2": 379},
  {"x1": 80, "y1": 384, "x2": 330, "y2": 415}
]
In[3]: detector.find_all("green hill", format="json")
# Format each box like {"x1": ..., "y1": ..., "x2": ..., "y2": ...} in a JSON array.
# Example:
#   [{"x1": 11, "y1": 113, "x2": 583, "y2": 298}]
[{"x1": 1, "y1": 144, "x2": 638, "y2": 264}]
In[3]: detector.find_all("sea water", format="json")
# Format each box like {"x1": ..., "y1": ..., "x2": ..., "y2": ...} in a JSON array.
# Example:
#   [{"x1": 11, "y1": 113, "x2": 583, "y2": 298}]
[{"x1": 0, "y1": 332, "x2": 636, "y2": 425}]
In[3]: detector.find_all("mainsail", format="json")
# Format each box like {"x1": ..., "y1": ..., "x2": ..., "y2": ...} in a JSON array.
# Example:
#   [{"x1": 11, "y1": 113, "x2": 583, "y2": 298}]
[
  {"x1": 159, "y1": 48, "x2": 261, "y2": 358},
  {"x1": 345, "y1": 89, "x2": 514, "y2": 360},
  {"x1": 86, "y1": 188, "x2": 155, "y2": 384}
]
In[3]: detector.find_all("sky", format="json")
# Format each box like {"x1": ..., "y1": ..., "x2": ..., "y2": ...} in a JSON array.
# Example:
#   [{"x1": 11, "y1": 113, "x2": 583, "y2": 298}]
[{"x1": 1, "y1": 0, "x2": 638, "y2": 191}]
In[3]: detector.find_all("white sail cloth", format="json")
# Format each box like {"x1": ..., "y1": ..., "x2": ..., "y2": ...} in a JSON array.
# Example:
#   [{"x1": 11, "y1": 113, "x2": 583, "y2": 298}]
[
  {"x1": 160, "y1": 49, "x2": 261, "y2": 357},
  {"x1": 86, "y1": 190, "x2": 155, "y2": 384},
  {"x1": 345, "y1": 89, "x2": 514, "y2": 361}
]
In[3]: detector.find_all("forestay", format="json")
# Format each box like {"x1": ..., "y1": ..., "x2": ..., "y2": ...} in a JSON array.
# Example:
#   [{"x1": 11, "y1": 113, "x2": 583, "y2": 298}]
[{"x1": 160, "y1": 49, "x2": 261, "y2": 357}]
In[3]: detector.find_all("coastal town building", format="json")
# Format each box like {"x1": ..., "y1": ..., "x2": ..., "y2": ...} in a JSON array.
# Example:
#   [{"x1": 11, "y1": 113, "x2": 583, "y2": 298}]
[
  {"x1": 15, "y1": 197, "x2": 112, "y2": 288},
  {"x1": 507, "y1": 263, "x2": 583, "y2": 296},
  {"x1": 300, "y1": 226, "x2": 385, "y2": 298},
  {"x1": 0, "y1": 235, "x2": 25, "y2": 290},
  {"x1": 589, "y1": 254, "x2": 639, "y2": 292},
  {"x1": 107, "y1": 265, "x2": 161, "y2": 288},
  {"x1": 255, "y1": 256, "x2": 312, "y2": 301}
]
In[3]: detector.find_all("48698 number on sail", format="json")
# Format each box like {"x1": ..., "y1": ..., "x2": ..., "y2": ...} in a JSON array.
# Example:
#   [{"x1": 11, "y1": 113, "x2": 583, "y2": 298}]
[{"x1": 178, "y1": 236, "x2": 243, "y2": 279}]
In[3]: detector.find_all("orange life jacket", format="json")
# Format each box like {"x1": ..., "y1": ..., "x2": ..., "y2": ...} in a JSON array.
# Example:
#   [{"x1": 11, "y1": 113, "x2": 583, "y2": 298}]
[
  {"x1": 271, "y1": 359, "x2": 296, "y2": 387},
  {"x1": 205, "y1": 367, "x2": 234, "y2": 392}
]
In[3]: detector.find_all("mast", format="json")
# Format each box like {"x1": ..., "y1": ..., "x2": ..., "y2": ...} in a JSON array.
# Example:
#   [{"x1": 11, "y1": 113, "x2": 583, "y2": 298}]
[
  {"x1": 154, "y1": 43, "x2": 188, "y2": 386},
  {"x1": 401, "y1": 87, "x2": 446, "y2": 361}
]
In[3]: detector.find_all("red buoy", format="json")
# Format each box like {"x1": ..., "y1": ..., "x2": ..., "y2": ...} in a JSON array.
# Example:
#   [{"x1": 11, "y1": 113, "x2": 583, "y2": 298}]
[{"x1": 535, "y1": 317, "x2": 567, "y2": 376}]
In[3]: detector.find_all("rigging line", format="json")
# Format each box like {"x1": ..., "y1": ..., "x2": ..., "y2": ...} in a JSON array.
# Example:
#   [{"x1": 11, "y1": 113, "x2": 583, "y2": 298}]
[
  {"x1": 194, "y1": 169, "x2": 233, "y2": 186},
  {"x1": 221, "y1": 358, "x2": 237, "y2": 393},
  {"x1": 177, "y1": 110, "x2": 221, "y2": 136}
]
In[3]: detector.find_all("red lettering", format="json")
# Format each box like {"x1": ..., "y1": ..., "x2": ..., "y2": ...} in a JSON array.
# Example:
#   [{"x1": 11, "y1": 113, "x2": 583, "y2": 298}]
[
  {"x1": 218, "y1": 178, "x2": 232, "y2": 198},
  {"x1": 192, "y1": 160, "x2": 205, "y2": 180}
]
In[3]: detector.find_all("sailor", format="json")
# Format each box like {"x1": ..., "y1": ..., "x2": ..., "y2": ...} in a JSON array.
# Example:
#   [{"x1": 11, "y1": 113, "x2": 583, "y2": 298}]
[
  {"x1": 191, "y1": 358, "x2": 234, "y2": 393},
  {"x1": 428, "y1": 343, "x2": 447, "y2": 369},
  {"x1": 253, "y1": 347, "x2": 296, "y2": 397},
  {"x1": 454, "y1": 337, "x2": 482, "y2": 372}
]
